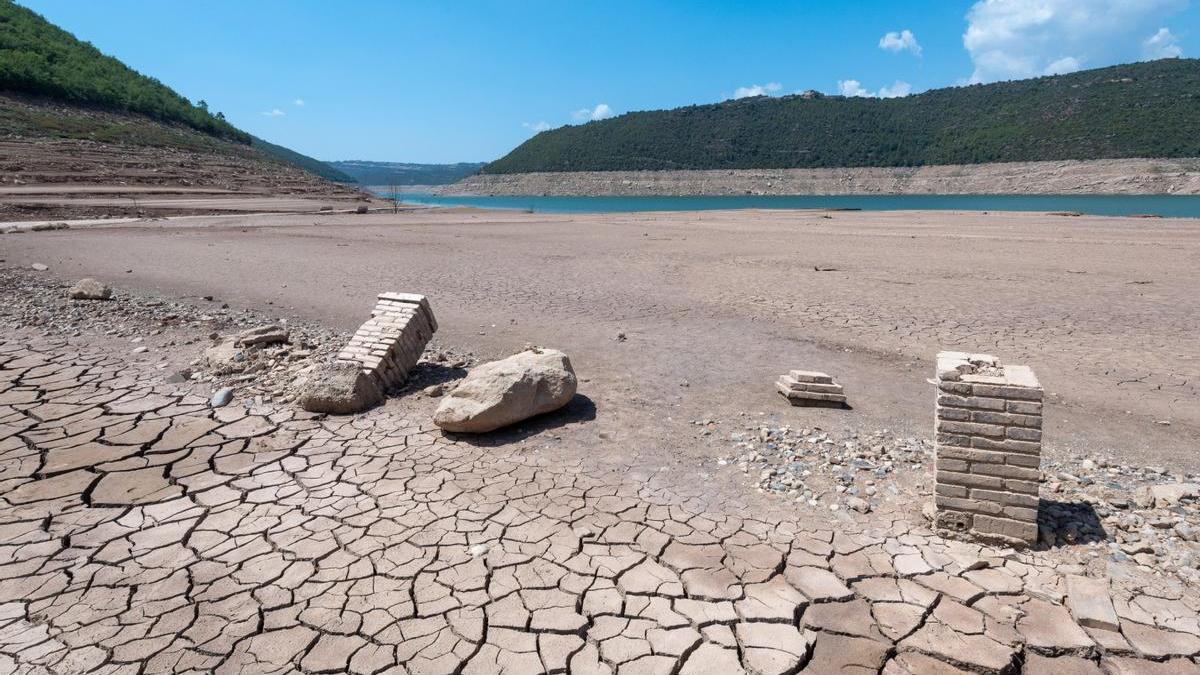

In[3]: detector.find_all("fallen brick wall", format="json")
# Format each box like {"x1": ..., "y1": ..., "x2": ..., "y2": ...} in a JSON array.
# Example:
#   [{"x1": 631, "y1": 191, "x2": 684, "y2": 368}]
[
  {"x1": 336, "y1": 293, "x2": 437, "y2": 390},
  {"x1": 934, "y1": 351, "x2": 1043, "y2": 547}
]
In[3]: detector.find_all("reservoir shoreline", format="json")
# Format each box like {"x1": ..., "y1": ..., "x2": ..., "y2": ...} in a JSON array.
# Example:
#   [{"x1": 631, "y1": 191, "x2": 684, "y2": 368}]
[{"x1": 443, "y1": 157, "x2": 1200, "y2": 197}]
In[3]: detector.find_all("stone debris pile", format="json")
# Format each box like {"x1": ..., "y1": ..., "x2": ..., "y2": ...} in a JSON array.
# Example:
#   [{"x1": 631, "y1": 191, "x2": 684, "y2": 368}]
[
  {"x1": 1, "y1": 269, "x2": 351, "y2": 407},
  {"x1": 776, "y1": 369, "x2": 848, "y2": 407},
  {"x1": 1039, "y1": 456, "x2": 1200, "y2": 582},
  {"x1": 205, "y1": 324, "x2": 291, "y2": 375},
  {"x1": 715, "y1": 420, "x2": 930, "y2": 513},
  {"x1": 935, "y1": 351, "x2": 1044, "y2": 548},
  {"x1": 336, "y1": 292, "x2": 437, "y2": 389}
]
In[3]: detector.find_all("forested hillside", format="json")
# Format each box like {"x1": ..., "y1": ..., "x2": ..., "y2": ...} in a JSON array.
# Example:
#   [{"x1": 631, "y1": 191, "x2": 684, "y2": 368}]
[
  {"x1": 484, "y1": 59, "x2": 1200, "y2": 174},
  {"x1": 0, "y1": 1, "x2": 351, "y2": 184},
  {"x1": 0, "y1": 0, "x2": 246, "y2": 141}
]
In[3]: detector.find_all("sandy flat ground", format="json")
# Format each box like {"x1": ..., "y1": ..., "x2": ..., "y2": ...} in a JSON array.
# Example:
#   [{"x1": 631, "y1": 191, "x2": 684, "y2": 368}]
[{"x1": 3, "y1": 207, "x2": 1198, "y2": 469}]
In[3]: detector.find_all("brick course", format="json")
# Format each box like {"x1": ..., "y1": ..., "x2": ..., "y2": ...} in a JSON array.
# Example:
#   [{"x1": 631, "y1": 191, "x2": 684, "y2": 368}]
[{"x1": 934, "y1": 351, "x2": 1043, "y2": 547}]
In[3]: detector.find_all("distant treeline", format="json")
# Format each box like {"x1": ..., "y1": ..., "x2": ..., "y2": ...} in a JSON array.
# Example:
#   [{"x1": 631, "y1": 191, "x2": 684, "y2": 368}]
[
  {"x1": 327, "y1": 160, "x2": 487, "y2": 186},
  {"x1": 484, "y1": 59, "x2": 1200, "y2": 174},
  {"x1": 0, "y1": 1, "x2": 248, "y2": 142}
]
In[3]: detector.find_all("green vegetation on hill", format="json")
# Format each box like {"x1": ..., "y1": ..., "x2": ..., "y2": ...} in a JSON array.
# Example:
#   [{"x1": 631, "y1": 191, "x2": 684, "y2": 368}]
[
  {"x1": 0, "y1": 93, "x2": 231, "y2": 151},
  {"x1": 327, "y1": 160, "x2": 486, "y2": 186},
  {"x1": 252, "y1": 137, "x2": 356, "y2": 183},
  {"x1": 0, "y1": 1, "x2": 358, "y2": 184},
  {"x1": 484, "y1": 59, "x2": 1200, "y2": 174},
  {"x1": 0, "y1": 1, "x2": 247, "y2": 142}
]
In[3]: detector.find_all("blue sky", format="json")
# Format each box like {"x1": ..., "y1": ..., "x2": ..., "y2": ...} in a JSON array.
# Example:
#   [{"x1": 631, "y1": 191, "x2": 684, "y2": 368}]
[{"x1": 19, "y1": 0, "x2": 1198, "y2": 163}]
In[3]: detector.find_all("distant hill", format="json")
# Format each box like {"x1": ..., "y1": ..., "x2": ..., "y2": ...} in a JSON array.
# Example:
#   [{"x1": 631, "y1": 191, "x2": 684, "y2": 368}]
[
  {"x1": 252, "y1": 137, "x2": 355, "y2": 183},
  {"x1": 0, "y1": 1, "x2": 348, "y2": 184},
  {"x1": 483, "y1": 59, "x2": 1200, "y2": 174},
  {"x1": 328, "y1": 160, "x2": 486, "y2": 186}
]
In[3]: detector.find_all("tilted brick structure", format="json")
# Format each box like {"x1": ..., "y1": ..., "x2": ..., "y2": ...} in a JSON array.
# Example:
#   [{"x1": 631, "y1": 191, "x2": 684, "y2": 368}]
[
  {"x1": 336, "y1": 293, "x2": 437, "y2": 390},
  {"x1": 934, "y1": 351, "x2": 1043, "y2": 547}
]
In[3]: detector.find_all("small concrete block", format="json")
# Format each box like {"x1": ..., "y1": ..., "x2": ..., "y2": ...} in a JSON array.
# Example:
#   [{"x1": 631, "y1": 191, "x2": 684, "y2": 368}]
[
  {"x1": 788, "y1": 370, "x2": 834, "y2": 384},
  {"x1": 776, "y1": 380, "x2": 848, "y2": 407}
]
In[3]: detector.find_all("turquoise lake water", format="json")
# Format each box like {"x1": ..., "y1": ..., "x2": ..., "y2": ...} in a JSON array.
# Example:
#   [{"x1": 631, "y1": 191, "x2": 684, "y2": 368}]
[{"x1": 388, "y1": 192, "x2": 1200, "y2": 218}]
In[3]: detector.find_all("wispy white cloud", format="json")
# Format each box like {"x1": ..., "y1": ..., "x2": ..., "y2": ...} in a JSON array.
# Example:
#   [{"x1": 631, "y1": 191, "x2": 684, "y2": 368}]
[
  {"x1": 261, "y1": 108, "x2": 286, "y2": 117},
  {"x1": 963, "y1": 0, "x2": 1188, "y2": 83},
  {"x1": 878, "y1": 81, "x2": 913, "y2": 98},
  {"x1": 837, "y1": 79, "x2": 870, "y2": 97},
  {"x1": 732, "y1": 82, "x2": 782, "y2": 99},
  {"x1": 1144, "y1": 27, "x2": 1184, "y2": 59},
  {"x1": 293, "y1": 98, "x2": 305, "y2": 107},
  {"x1": 522, "y1": 121, "x2": 552, "y2": 132},
  {"x1": 879, "y1": 29, "x2": 922, "y2": 56},
  {"x1": 838, "y1": 79, "x2": 913, "y2": 98},
  {"x1": 572, "y1": 103, "x2": 615, "y2": 122}
]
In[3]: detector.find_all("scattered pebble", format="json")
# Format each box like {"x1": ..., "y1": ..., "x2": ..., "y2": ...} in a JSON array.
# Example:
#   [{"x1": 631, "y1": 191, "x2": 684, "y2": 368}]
[{"x1": 209, "y1": 387, "x2": 234, "y2": 408}]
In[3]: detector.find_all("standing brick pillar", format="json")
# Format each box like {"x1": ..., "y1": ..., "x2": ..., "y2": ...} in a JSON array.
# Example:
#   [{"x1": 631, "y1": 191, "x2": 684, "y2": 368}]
[{"x1": 934, "y1": 351, "x2": 1043, "y2": 547}]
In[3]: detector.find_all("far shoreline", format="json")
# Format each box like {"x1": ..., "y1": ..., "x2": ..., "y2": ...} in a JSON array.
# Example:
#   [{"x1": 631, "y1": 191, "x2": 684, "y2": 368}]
[{"x1": 439, "y1": 157, "x2": 1200, "y2": 199}]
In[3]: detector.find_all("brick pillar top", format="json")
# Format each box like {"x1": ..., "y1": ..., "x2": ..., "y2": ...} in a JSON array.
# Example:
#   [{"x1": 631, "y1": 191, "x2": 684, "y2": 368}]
[
  {"x1": 934, "y1": 351, "x2": 1044, "y2": 548},
  {"x1": 937, "y1": 351, "x2": 1041, "y2": 391}
]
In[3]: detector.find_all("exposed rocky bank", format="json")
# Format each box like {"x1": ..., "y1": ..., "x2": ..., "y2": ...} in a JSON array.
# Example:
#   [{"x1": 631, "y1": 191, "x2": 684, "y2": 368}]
[{"x1": 444, "y1": 158, "x2": 1200, "y2": 196}]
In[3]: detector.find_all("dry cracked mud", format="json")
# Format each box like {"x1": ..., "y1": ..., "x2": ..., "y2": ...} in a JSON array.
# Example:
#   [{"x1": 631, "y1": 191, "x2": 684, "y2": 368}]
[{"x1": 2, "y1": 286, "x2": 1200, "y2": 674}]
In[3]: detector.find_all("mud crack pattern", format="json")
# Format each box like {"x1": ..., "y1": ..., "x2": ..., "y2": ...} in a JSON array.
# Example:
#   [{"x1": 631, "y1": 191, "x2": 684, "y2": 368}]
[{"x1": 2, "y1": 337, "x2": 1199, "y2": 674}]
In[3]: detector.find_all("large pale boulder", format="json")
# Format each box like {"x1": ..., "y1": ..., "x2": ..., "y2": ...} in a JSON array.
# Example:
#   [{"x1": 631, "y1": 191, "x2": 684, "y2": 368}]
[
  {"x1": 298, "y1": 362, "x2": 384, "y2": 414},
  {"x1": 434, "y1": 348, "x2": 577, "y2": 433}
]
